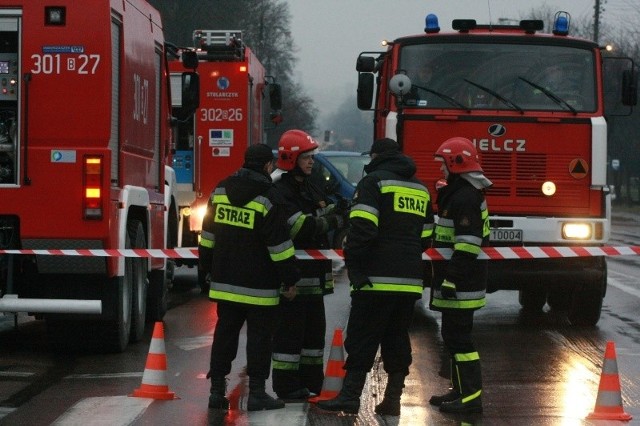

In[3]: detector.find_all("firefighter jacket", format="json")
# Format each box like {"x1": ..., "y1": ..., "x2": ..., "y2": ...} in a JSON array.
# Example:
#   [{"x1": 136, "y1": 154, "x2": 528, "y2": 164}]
[
  {"x1": 198, "y1": 168, "x2": 300, "y2": 306},
  {"x1": 429, "y1": 176, "x2": 490, "y2": 311},
  {"x1": 275, "y1": 172, "x2": 336, "y2": 296},
  {"x1": 344, "y1": 151, "x2": 434, "y2": 297}
]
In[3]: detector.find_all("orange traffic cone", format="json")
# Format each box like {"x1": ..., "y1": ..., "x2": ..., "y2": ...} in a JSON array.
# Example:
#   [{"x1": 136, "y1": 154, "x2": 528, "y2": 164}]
[
  {"x1": 586, "y1": 341, "x2": 632, "y2": 421},
  {"x1": 130, "y1": 321, "x2": 177, "y2": 400},
  {"x1": 309, "y1": 328, "x2": 346, "y2": 403}
]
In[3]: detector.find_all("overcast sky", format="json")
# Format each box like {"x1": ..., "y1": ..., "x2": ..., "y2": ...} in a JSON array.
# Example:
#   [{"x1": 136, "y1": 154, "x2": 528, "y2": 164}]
[{"x1": 285, "y1": 0, "x2": 632, "y2": 130}]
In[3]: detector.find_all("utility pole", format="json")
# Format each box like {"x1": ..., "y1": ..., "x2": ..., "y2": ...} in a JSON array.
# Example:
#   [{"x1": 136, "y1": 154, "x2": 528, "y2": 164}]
[{"x1": 593, "y1": 0, "x2": 606, "y2": 43}]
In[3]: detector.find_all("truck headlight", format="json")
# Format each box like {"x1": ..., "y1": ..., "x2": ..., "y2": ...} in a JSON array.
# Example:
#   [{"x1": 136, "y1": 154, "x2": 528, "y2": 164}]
[{"x1": 562, "y1": 223, "x2": 592, "y2": 240}]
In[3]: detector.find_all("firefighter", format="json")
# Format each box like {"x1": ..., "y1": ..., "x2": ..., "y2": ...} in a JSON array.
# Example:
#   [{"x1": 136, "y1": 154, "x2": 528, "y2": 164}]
[
  {"x1": 271, "y1": 129, "x2": 346, "y2": 400},
  {"x1": 199, "y1": 143, "x2": 300, "y2": 412},
  {"x1": 316, "y1": 138, "x2": 434, "y2": 415},
  {"x1": 428, "y1": 136, "x2": 492, "y2": 414}
]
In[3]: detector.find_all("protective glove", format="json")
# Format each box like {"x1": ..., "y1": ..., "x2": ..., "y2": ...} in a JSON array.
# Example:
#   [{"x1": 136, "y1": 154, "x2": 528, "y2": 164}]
[
  {"x1": 440, "y1": 279, "x2": 457, "y2": 299},
  {"x1": 281, "y1": 284, "x2": 297, "y2": 301},
  {"x1": 316, "y1": 203, "x2": 336, "y2": 217},
  {"x1": 348, "y1": 269, "x2": 372, "y2": 290}
]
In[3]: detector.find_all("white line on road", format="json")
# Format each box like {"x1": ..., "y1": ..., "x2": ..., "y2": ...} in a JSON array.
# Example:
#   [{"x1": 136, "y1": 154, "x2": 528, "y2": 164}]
[{"x1": 50, "y1": 395, "x2": 153, "y2": 426}]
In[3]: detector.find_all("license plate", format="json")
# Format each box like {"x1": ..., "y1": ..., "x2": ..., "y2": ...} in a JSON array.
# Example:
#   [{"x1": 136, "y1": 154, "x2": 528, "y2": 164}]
[{"x1": 490, "y1": 229, "x2": 523, "y2": 242}]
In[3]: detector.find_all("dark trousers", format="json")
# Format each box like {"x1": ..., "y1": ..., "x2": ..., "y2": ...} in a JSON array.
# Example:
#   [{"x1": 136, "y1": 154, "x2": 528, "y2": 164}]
[
  {"x1": 209, "y1": 301, "x2": 277, "y2": 380},
  {"x1": 343, "y1": 292, "x2": 416, "y2": 375},
  {"x1": 272, "y1": 295, "x2": 326, "y2": 395},
  {"x1": 440, "y1": 309, "x2": 475, "y2": 355}
]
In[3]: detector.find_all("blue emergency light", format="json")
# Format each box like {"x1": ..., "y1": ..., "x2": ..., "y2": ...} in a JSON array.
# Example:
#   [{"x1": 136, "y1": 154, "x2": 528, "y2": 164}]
[
  {"x1": 552, "y1": 11, "x2": 570, "y2": 36},
  {"x1": 424, "y1": 14, "x2": 440, "y2": 34}
]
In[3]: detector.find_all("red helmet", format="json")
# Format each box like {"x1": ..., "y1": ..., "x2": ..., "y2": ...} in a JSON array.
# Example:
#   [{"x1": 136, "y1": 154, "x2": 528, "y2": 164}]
[
  {"x1": 434, "y1": 137, "x2": 483, "y2": 174},
  {"x1": 276, "y1": 130, "x2": 319, "y2": 171}
]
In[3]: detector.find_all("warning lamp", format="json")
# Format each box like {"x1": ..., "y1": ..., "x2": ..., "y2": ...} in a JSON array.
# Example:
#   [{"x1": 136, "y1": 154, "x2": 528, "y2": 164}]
[
  {"x1": 541, "y1": 181, "x2": 556, "y2": 196},
  {"x1": 45, "y1": 6, "x2": 66, "y2": 26},
  {"x1": 239, "y1": 65, "x2": 247, "y2": 72},
  {"x1": 562, "y1": 223, "x2": 592, "y2": 240},
  {"x1": 424, "y1": 14, "x2": 440, "y2": 34},
  {"x1": 552, "y1": 11, "x2": 570, "y2": 36},
  {"x1": 83, "y1": 156, "x2": 103, "y2": 220}
]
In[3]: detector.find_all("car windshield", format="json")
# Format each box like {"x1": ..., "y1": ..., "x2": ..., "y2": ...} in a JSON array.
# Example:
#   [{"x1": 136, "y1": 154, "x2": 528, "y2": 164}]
[{"x1": 320, "y1": 153, "x2": 370, "y2": 187}]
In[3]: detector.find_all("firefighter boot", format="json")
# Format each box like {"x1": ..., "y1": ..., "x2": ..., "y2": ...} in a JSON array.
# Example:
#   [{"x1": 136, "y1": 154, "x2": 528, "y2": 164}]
[
  {"x1": 247, "y1": 378, "x2": 285, "y2": 411},
  {"x1": 208, "y1": 376, "x2": 230, "y2": 410},
  {"x1": 374, "y1": 372, "x2": 406, "y2": 416},
  {"x1": 439, "y1": 357, "x2": 483, "y2": 414},
  {"x1": 429, "y1": 358, "x2": 460, "y2": 406},
  {"x1": 316, "y1": 370, "x2": 367, "y2": 414}
]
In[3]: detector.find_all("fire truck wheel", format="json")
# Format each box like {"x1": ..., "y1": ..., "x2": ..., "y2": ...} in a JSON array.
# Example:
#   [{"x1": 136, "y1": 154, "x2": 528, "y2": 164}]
[
  {"x1": 567, "y1": 260, "x2": 606, "y2": 326},
  {"x1": 518, "y1": 287, "x2": 546, "y2": 312},
  {"x1": 128, "y1": 220, "x2": 148, "y2": 343},
  {"x1": 547, "y1": 289, "x2": 571, "y2": 311}
]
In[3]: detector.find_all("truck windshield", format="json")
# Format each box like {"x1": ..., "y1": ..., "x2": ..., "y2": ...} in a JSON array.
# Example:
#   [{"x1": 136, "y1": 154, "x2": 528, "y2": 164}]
[{"x1": 399, "y1": 42, "x2": 596, "y2": 112}]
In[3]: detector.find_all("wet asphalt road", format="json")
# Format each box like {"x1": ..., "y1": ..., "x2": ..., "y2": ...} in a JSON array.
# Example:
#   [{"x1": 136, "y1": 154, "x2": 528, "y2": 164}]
[{"x1": 0, "y1": 213, "x2": 639, "y2": 425}]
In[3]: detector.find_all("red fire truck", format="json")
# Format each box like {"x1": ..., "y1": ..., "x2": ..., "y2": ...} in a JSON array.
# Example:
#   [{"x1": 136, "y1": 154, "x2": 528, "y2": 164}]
[
  {"x1": 356, "y1": 12, "x2": 637, "y2": 325},
  {"x1": 169, "y1": 30, "x2": 281, "y2": 291},
  {"x1": 0, "y1": 0, "x2": 198, "y2": 352}
]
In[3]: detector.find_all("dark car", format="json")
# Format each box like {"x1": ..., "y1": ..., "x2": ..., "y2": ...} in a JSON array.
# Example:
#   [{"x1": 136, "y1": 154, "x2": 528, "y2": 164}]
[{"x1": 311, "y1": 151, "x2": 370, "y2": 202}]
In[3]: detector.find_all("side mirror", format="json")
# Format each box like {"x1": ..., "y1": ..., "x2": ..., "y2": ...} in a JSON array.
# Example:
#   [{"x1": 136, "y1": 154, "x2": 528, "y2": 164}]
[
  {"x1": 357, "y1": 73, "x2": 374, "y2": 110},
  {"x1": 179, "y1": 72, "x2": 199, "y2": 119},
  {"x1": 181, "y1": 50, "x2": 199, "y2": 70},
  {"x1": 269, "y1": 83, "x2": 282, "y2": 111},
  {"x1": 356, "y1": 55, "x2": 376, "y2": 72},
  {"x1": 621, "y1": 68, "x2": 638, "y2": 106}
]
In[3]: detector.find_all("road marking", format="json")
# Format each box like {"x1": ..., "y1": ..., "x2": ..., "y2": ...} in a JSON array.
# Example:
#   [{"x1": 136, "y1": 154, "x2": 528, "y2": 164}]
[
  {"x1": 64, "y1": 372, "x2": 143, "y2": 379},
  {"x1": 50, "y1": 395, "x2": 152, "y2": 425},
  {"x1": 173, "y1": 335, "x2": 212, "y2": 351},
  {"x1": 608, "y1": 272, "x2": 640, "y2": 298}
]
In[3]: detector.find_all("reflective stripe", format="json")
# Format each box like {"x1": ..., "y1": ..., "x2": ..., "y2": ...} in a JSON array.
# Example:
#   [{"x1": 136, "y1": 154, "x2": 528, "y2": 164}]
[
  {"x1": 432, "y1": 296, "x2": 486, "y2": 310},
  {"x1": 350, "y1": 202, "x2": 379, "y2": 225},
  {"x1": 272, "y1": 352, "x2": 300, "y2": 371},
  {"x1": 324, "y1": 271, "x2": 334, "y2": 292},
  {"x1": 456, "y1": 234, "x2": 483, "y2": 246},
  {"x1": 209, "y1": 282, "x2": 280, "y2": 306},
  {"x1": 454, "y1": 352, "x2": 480, "y2": 362},
  {"x1": 379, "y1": 179, "x2": 428, "y2": 193},
  {"x1": 200, "y1": 238, "x2": 214, "y2": 249},
  {"x1": 291, "y1": 277, "x2": 323, "y2": 295},
  {"x1": 272, "y1": 360, "x2": 299, "y2": 371},
  {"x1": 462, "y1": 389, "x2": 482, "y2": 403},
  {"x1": 301, "y1": 348, "x2": 324, "y2": 357},
  {"x1": 422, "y1": 223, "x2": 434, "y2": 239},
  {"x1": 288, "y1": 212, "x2": 306, "y2": 239},
  {"x1": 268, "y1": 240, "x2": 296, "y2": 262},
  {"x1": 454, "y1": 242, "x2": 481, "y2": 255},
  {"x1": 300, "y1": 348, "x2": 324, "y2": 365},
  {"x1": 273, "y1": 352, "x2": 300, "y2": 362},
  {"x1": 350, "y1": 209, "x2": 378, "y2": 226},
  {"x1": 353, "y1": 276, "x2": 423, "y2": 294}
]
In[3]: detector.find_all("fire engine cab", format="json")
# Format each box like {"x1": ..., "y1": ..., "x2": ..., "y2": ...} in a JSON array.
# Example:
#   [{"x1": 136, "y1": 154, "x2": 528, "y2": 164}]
[
  {"x1": 356, "y1": 12, "x2": 637, "y2": 325},
  {"x1": 169, "y1": 30, "x2": 282, "y2": 292}
]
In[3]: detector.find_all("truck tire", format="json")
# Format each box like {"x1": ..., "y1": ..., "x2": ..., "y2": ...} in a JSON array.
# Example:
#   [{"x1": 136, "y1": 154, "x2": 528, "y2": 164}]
[
  {"x1": 518, "y1": 287, "x2": 546, "y2": 312},
  {"x1": 128, "y1": 220, "x2": 148, "y2": 342},
  {"x1": 99, "y1": 221, "x2": 141, "y2": 352},
  {"x1": 568, "y1": 259, "x2": 606, "y2": 326}
]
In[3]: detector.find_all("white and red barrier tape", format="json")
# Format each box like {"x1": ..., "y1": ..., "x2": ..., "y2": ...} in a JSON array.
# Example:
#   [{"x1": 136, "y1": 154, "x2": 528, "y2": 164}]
[{"x1": 1, "y1": 246, "x2": 640, "y2": 260}]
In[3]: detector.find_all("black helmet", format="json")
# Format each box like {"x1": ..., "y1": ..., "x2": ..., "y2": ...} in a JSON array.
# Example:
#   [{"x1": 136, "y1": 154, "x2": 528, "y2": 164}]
[{"x1": 243, "y1": 144, "x2": 275, "y2": 171}]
